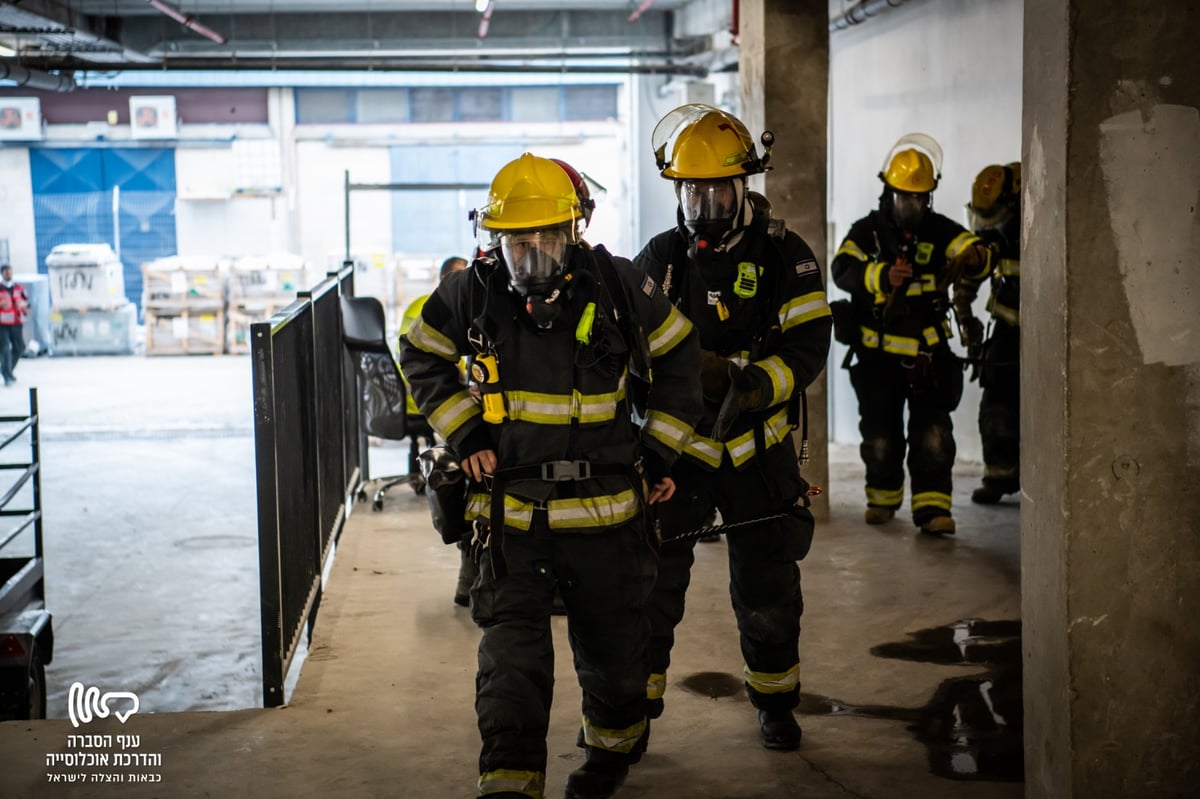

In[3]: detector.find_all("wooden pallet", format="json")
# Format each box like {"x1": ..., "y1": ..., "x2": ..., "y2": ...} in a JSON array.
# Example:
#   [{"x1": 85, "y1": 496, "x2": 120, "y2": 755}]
[
  {"x1": 141, "y1": 264, "x2": 227, "y2": 309},
  {"x1": 144, "y1": 306, "x2": 226, "y2": 356}
]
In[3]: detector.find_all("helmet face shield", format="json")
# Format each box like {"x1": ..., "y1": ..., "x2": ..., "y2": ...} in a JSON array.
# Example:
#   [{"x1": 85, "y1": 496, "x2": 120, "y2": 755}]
[
  {"x1": 889, "y1": 189, "x2": 930, "y2": 232},
  {"x1": 677, "y1": 178, "x2": 742, "y2": 231},
  {"x1": 501, "y1": 226, "x2": 574, "y2": 295}
]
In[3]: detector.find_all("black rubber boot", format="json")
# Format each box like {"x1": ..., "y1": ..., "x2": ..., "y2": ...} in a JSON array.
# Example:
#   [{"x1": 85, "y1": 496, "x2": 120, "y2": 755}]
[
  {"x1": 564, "y1": 748, "x2": 629, "y2": 799},
  {"x1": 758, "y1": 708, "x2": 802, "y2": 750}
]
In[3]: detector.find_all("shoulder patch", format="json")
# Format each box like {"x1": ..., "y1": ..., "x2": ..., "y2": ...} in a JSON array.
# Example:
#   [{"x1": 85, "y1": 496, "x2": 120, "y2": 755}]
[
  {"x1": 794, "y1": 259, "x2": 819, "y2": 277},
  {"x1": 640, "y1": 275, "x2": 657, "y2": 298}
]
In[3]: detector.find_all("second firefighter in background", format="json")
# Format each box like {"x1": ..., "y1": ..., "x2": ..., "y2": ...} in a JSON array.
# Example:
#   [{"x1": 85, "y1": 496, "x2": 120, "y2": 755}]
[
  {"x1": 400, "y1": 153, "x2": 701, "y2": 799},
  {"x1": 831, "y1": 133, "x2": 990, "y2": 536},
  {"x1": 635, "y1": 104, "x2": 832, "y2": 751}
]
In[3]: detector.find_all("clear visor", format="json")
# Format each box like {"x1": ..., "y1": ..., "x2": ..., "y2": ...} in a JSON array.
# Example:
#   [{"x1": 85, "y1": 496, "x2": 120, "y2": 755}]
[
  {"x1": 500, "y1": 227, "x2": 573, "y2": 291},
  {"x1": 677, "y1": 179, "x2": 740, "y2": 224},
  {"x1": 967, "y1": 202, "x2": 1013, "y2": 233}
]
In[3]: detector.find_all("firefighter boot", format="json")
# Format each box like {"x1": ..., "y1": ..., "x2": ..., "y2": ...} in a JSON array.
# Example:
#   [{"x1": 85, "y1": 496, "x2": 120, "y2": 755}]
[
  {"x1": 758, "y1": 708, "x2": 802, "y2": 750},
  {"x1": 564, "y1": 747, "x2": 629, "y2": 799},
  {"x1": 864, "y1": 507, "x2": 895, "y2": 525},
  {"x1": 919, "y1": 516, "x2": 957, "y2": 536}
]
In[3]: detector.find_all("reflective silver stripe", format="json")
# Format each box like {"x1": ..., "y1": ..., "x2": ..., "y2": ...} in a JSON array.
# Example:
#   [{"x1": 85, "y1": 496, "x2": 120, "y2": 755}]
[
  {"x1": 865, "y1": 261, "x2": 886, "y2": 295},
  {"x1": 984, "y1": 464, "x2": 1019, "y2": 480},
  {"x1": 646, "y1": 672, "x2": 667, "y2": 700},
  {"x1": 729, "y1": 351, "x2": 751, "y2": 368},
  {"x1": 867, "y1": 485, "x2": 904, "y2": 505},
  {"x1": 505, "y1": 388, "x2": 623, "y2": 425},
  {"x1": 647, "y1": 305, "x2": 693, "y2": 358},
  {"x1": 862, "y1": 326, "x2": 921, "y2": 357},
  {"x1": 744, "y1": 663, "x2": 799, "y2": 695},
  {"x1": 582, "y1": 715, "x2": 646, "y2": 754},
  {"x1": 912, "y1": 491, "x2": 952, "y2": 511},
  {"x1": 644, "y1": 410, "x2": 691, "y2": 455},
  {"x1": 999, "y1": 258, "x2": 1020, "y2": 277},
  {"x1": 836, "y1": 239, "x2": 868, "y2": 262},
  {"x1": 478, "y1": 769, "x2": 545, "y2": 798},
  {"x1": 755, "y1": 355, "x2": 794, "y2": 406},
  {"x1": 405, "y1": 317, "x2": 459, "y2": 362},
  {"x1": 428, "y1": 390, "x2": 480, "y2": 439},
  {"x1": 778, "y1": 291, "x2": 831, "y2": 333},
  {"x1": 726, "y1": 407, "x2": 790, "y2": 468},
  {"x1": 946, "y1": 231, "x2": 978, "y2": 259},
  {"x1": 682, "y1": 434, "x2": 724, "y2": 467},
  {"x1": 466, "y1": 490, "x2": 641, "y2": 531}
]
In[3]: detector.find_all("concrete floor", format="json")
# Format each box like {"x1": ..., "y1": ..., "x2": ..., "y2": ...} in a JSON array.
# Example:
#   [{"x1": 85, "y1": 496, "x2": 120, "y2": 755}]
[{"x1": 0, "y1": 354, "x2": 1023, "y2": 798}]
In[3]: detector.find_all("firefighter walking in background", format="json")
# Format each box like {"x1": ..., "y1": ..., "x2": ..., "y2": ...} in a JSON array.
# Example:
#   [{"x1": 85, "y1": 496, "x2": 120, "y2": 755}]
[
  {"x1": 831, "y1": 133, "x2": 990, "y2": 536},
  {"x1": 964, "y1": 162, "x2": 1022, "y2": 504},
  {"x1": 399, "y1": 153, "x2": 701, "y2": 799},
  {"x1": 635, "y1": 104, "x2": 831, "y2": 751}
]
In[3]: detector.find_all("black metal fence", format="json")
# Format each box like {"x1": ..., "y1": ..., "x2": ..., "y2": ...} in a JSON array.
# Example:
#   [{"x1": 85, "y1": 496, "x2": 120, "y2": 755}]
[{"x1": 252, "y1": 265, "x2": 360, "y2": 708}]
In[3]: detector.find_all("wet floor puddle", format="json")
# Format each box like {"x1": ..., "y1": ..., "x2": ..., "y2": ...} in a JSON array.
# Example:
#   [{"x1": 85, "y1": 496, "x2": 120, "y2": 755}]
[{"x1": 800, "y1": 618, "x2": 1023, "y2": 781}]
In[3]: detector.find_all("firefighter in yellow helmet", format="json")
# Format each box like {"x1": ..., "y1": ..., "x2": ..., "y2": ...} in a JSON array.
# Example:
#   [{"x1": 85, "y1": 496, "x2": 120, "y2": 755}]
[
  {"x1": 830, "y1": 134, "x2": 991, "y2": 535},
  {"x1": 634, "y1": 104, "x2": 832, "y2": 752},
  {"x1": 965, "y1": 162, "x2": 1022, "y2": 504},
  {"x1": 399, "y1": 153, "x2": 701, "y2": 799}
]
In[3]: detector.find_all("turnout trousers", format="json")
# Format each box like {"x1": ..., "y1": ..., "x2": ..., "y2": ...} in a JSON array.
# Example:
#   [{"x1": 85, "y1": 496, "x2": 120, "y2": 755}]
[
  {"x1": 647, "y1": 434, "x2": 809, "y2": 713},
  {"x1": 472, "y1": 512, "x2": 655, "y2": 798},
  {"x1": 848, "y1": 348, "x2": 963, "y2": 524},
  {"x1": 978, "y1": 324, "x2": 1020, "y2": 492}
]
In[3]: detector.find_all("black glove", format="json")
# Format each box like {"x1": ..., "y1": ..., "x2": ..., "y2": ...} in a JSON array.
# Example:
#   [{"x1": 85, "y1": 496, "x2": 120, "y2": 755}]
[
  {"x1": 711, "y1": 363, "x2": 763, "y2": 441},
  {"x1": 639, "y1": 447, "x2": 671, "y2": 486},
  {"x1": 698, "y1": 350, "x2": 732, "y2": 404}
]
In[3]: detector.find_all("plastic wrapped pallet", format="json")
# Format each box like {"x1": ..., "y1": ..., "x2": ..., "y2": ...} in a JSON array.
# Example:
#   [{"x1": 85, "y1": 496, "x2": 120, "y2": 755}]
[
  {"x1": 50, "y1": 302, "x2": 137, "y2": 356},
  {"x1": 45, "y1": 243, "x2": 128, "y2": 310},
  {"x1": 228, "y1": 253, "x2": 309, "y2": 305}
]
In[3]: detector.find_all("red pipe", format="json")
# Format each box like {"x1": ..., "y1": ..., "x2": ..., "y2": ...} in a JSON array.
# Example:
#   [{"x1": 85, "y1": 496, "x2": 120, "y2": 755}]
[
  {"x1": 478, "y1": 1, "x2": 495, "y2": 40},
  {"x1": 731, "y1": 0, "x2": 740, "y2": 44},
  {"x1": 628, "y1": 1, "x2": 654, "y2": 23}
]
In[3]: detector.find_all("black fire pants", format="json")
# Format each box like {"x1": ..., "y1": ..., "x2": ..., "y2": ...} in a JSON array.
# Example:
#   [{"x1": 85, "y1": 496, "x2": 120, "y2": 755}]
[
  {"x1": 471, "y1": 513, "x2": 655, "y2": 795},
  {"x1": 848, "y1": 347, "x2": 963, "y2": 524},
  {"x1": 647, "y1": 434, "x2": 810, "y2": 713},
  {"x1": 978, "y1": 324, "x2": 1020, "y2": 491}
]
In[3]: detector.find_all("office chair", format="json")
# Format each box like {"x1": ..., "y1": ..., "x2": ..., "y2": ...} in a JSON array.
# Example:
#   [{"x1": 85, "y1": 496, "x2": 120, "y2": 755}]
[{"x1": 340, "y1": 295, "x2": 434, "y2": 510}]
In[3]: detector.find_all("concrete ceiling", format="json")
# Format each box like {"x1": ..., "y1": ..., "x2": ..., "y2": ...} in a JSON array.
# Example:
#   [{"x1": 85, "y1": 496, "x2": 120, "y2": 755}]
[{"x1": 0, "y1": 0, "x2": 715, "y2": 83}]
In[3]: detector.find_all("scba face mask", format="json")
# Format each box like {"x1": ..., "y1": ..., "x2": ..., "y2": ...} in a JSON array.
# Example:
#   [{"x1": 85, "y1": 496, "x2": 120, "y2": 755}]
[
  {"x1": 501, "y1": 227, "x2": 576, "y2": 327},
  {"x1": 889, "y1": 189, "x2": 930, "y2": 233}
]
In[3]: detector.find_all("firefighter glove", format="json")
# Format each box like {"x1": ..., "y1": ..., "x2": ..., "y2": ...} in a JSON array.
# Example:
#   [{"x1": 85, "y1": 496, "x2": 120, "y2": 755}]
[
  {"x1": 711, "y1": 363, "x2": 763, "y2": 441},
  {"x1": 699, "y1": 349, "x2": 732, "y2": 403}
]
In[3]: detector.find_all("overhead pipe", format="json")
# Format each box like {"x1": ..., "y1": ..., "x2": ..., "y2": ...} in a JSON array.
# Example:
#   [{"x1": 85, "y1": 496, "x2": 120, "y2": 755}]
[
  {"x1": 0, "y1": 61, "x2": 75, "y2": 92},
  {"x1": 478, "y1": 1, "x2": 495, "y2": 40},
  {"x1": 146, "y1": 0, "x2": 228, "y2": 45},
  {"x1": 628, "y1": 1, "x2": 655, "y2": 23},
  {"x1": 829, "y1": 0, "x2": 913, "y2": 32}
]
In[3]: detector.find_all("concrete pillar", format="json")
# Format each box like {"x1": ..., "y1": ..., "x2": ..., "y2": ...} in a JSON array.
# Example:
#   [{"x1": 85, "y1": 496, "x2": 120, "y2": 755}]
[
  {"x1": 1023, "y1": 2, "x2": 1200, "y2": 796},
  {"x1": 738, "y1": 0, "x2": 830, "y2": 519}
]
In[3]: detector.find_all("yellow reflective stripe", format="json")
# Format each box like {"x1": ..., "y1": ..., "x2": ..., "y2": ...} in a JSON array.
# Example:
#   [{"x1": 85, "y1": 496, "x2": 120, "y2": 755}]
[
  {"x1": 478, "y1": 769, "x2": 545, "y2": 798},
  {"x1": 946, "y1": 231, "x2": 978, "y2": 259},
  {"x1": 923, "y1": 326, "x2": 941, "y2": 346},
  {"x1": 644, "y1": 410, "x2": 691, "y2": 455},
  {"x1": 726, "y1": 407, "x2": 791, "y2": 468},
  {"x1": 729, "y1": 351, "x2": 751, "y2": 368},
  {"x1": 860, "y1": 326, "x2": 880, "y2": 349},
  {"x1": 999, "y1": 258, "x2": 1020, "y2": 277},
  {"x1": 505, "y1": 388, "x2": 624, "y2": 425},
  {"x1": 683, "y1": 433, "x2": 724, "y2": 467},
  {"x1": 466, "y1": 490, "x2": 642, "y2": 531},
  {"x1": 864, "y1": 261, "x2": 887, "y2": 295},
  {"x1": 428, "y1": 390, "x2": 480, "y2": 438},
  {"x1": 779, "y1": 290, "x2": 831, "y2": 333},
  {"x1": 835, "y1": 239, "x2": 868, "y2": 262},
  {"x1": 744, "y1": 663, "x2": 799, "y2": 695},
  {"x1": 867, "y1": 486, "x2": 904, "y2": 506},
  {"x1": 581, "y1": 715, "x2": 647, "y2": 754},
  {"x1": 647, "y1": 305, "x2": 693, "y2": 358},
  {"x1": 646, "y1": 672, "x2": 666, "y2": 700},
  {"x1": 405, "y1": 317, "x2": 459, "y2": 362},
  {"x1": 984, "y1": 464, "x2": 1019, "y2": 481},
  {"x1": 880, "y1": 333, "x2": 920, "y2": 357},
  {"x1": 755, "y1": 355, "x2": 794, "y2": 407},
  {"x1": 912, "y1": 491, "x2": 952, "y2": 511}
]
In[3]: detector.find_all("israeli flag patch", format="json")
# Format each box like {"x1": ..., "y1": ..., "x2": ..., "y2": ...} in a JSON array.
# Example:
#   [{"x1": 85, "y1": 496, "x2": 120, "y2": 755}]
[
  {"x1": 794, "y1": 259, "x2": 819, "y2": 276},
  {"x1": 640, "y1": 275, "x2": 657, "y2": 298}
]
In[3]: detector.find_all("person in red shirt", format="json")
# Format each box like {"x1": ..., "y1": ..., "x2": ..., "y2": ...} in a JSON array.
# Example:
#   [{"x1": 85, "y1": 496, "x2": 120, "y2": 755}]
[{"x1": 0, "y1": 264, "x2": 30, "y2": 387}]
